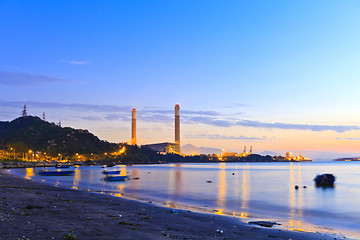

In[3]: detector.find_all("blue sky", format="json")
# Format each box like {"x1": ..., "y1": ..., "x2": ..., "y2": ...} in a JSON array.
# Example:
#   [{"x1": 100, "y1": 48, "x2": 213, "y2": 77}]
[{"x1": 1, "y1": 1, "x2": 360, "y2": 158}]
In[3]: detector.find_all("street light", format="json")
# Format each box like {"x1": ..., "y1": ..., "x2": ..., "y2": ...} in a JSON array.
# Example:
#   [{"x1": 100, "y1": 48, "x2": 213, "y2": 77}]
[{"x1": 28, "y1": 150, "x2": 33, "y2": 161}]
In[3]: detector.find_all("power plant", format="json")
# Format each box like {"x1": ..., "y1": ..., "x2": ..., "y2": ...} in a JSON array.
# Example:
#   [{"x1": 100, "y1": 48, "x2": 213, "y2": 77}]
[
  {"x1": 138, "y1": 104, "x2": 181, "y2": 154},
  {"x1": 175, "y1": 104, "x2": 180, "y2": 153},
  {"x1": 131, "y1": 108, "x2": 136, "y2": 145},
  {"x1": 133, "y1": 106, "x2": 255, "y2": 156}
]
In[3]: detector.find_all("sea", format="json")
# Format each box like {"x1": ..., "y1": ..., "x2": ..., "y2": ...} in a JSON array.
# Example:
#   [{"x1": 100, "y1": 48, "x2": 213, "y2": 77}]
[{"x1": 9, "y1": 161, "x2": 360, "y2": 237}]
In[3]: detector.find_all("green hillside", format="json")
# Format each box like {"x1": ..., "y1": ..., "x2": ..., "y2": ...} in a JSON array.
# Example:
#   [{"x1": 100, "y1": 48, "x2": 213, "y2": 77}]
[{"x1": 0, "y1": 116, "x2": 118, "y2": 157}]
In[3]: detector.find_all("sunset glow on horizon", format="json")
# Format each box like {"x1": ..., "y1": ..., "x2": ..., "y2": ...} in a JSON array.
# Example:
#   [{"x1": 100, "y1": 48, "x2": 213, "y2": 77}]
[{"x1": 1, "y1": 1, "x2": 360, "y2": 159}]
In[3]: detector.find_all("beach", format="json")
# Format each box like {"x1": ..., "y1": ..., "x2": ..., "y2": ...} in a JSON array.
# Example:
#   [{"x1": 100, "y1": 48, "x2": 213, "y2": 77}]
[{"x1": 0, "y1": 170, "x2": 348, "y2": 240}]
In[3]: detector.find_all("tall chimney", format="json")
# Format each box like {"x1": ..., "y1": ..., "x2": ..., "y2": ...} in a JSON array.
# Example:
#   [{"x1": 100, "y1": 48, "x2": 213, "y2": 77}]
[
  {"x1": 175, "y1": 104, "x2": 180, "y2": 153},
  {"x1": 131, "y1": 109, "x2": 136, "y2": 145}
]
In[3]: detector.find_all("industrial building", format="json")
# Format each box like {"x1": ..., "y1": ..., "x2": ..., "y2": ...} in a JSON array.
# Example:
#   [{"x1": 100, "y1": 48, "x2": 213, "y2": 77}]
[
  {"x1": 142, "y1": 142, "x2": 176, "y2": 154},
  {"x1": 131, "y1": 104, "x2": 181, "y2": 154}
]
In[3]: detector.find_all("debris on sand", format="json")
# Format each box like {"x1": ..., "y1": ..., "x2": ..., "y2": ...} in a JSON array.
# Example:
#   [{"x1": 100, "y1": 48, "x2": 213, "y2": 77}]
[{"x1": 248, "y1": 221, "x2": 280, "y2": 228}]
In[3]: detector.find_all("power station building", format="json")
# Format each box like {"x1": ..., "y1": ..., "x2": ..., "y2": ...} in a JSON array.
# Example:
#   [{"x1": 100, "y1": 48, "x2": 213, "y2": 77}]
[
  {"x1": 142, "y1": 142, "x2": 176, "y2": 154},
  {"x1": 131, "y1": 104, "x2": 181, "y2": 154}
]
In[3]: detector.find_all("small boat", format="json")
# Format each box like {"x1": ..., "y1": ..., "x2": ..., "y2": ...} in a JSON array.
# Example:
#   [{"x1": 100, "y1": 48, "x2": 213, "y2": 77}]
[
  {"x1": 104, "y1": 175, "x2": 127, "y2": 181},
  {"x1": 106, "y1": 163, "x2": 116, "y2": 167},
  {"x1": 102, "y1": 170, "x2": 121, "y2": 175},
  {"x1": 55, "y1": 165, "x2": 70, "y2": 169},
  {"x1": 314, "y1": 174, "x2": 335, "y2": 186},
  {"x1": 38, "y1": 170, "x2": 75, "y2": 176}
]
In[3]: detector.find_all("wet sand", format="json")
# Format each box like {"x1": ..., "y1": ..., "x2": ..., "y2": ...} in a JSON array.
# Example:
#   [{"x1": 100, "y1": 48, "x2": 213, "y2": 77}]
[{"x1": 0, "y1": 170, "x2": 349, "y2": 240}]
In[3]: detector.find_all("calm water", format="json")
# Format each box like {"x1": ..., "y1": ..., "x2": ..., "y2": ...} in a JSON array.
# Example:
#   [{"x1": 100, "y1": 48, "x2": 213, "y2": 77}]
[{"x1": 10, "y1": 162, "x2": 360, "y2": 235}]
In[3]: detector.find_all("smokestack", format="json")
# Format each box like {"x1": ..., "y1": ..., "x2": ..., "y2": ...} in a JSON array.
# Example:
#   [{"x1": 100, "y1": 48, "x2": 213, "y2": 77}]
[
  {"x1": 131, "y1": 109, "x2": 136, "y2": 145},
  {"x1": 250, "y1": 146, "x2": 252, "y2": 154},
  {"x1": 175, "y1": 104, "x2": 180, "y2": 153}
]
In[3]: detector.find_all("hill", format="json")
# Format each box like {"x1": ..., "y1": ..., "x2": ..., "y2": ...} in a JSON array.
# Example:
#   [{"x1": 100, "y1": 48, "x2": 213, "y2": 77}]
[
  {"x1": 181, "y1": 144, "x2": 222, "y2": 155},
  {"x1": 0, "y1": 116, "x2": 118, "y2": 157},
  {"x1": 334, "y1": 157, "x2": 360, "y2": 161}
]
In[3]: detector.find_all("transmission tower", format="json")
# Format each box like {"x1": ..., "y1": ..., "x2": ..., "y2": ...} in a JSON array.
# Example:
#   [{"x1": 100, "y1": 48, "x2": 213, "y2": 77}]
[{"x1": 21, "y1": 105, "x2": 27, "y2": 117}]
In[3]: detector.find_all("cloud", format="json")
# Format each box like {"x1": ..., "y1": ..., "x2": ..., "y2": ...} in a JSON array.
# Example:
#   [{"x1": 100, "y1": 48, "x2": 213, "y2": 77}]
[
  {"x1": 1, "y1": 100, "x2": 358, "y2": 133},
  {"x1": 79, "y1": 114, "x2": 130, "y2": 122},
  {"x1": 235, "y1": 120, "x2": 360, "y2": 133},
  {"x1": 186, "y1": 133, "x2": 275, "y2": 141},
  {"x1": 139, "y1": 113, "x2": 173, "y2": 123},
  {"x1": 104, "y1": 114, "x2": 129, "y2": 121},
  {"x1": 62, "y1": 60, "x2": 91, "y2": 65},
  {"x1": 185, "y1": 116, "x2": 360, "y2": 133},
  {"x1": 79, "y1": 116, "x2": 104, "y2": 121},
  {"x1": 185, "y1": 116, "x2": 231, "y2": 127},
  {"x1": 138, "y1": 107, "x2": 220, "y2": 123},
  {"x1": 335, "y1": 137, "x2": 360, "y2": 141},
  {"x1": 222, "y1": 103, "x2": 253, "y2": 108},
  {"x1": 0, "y1": 71, "x2": 66, "y2": 86},
  {"x1": 0, "y1": 100, "x2": 130, "y2": 113},
  {"x1": 0, "y1": 110, "x2": 17, "y2": 119},
  {"x1": 141, "y1": 107, "x2": 218, "y2": 116},
  {"x1": 5, "y1": 66, "x2": 20, "y2": 70},
  {"x1": 182, "y1": 110, "x2": 219, "y2": 116}
]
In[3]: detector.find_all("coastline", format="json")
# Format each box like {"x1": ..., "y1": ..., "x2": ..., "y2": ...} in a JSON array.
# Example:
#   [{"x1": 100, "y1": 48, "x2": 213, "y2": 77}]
[
  {"x1": 0, "y1": 158, "x2": 312, "y2": 170},
  {"x1": 0, "y1": 170, "x2": 350, "y2": 240}
]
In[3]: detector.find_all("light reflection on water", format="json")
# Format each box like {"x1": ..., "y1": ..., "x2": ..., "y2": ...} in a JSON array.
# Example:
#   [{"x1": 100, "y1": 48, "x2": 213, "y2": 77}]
[
  {"x1": 72, "y1": 169, "x2": 80, "y2": 189},
  {"x1": 13, "y1": 162, "x2": 360, "y2": 236},
  {"x1": 217, "y1": 162, "x2": 226, "y2": 210},
  {"x1": 289, "y1": 163, "x2": 304, "y2": 231},
  {"x1": 241, "y1": 164, "x2": 249, "y2": 213},
  {"x1": 25, "y1": 167, "x2": 34, "y2": 179}
]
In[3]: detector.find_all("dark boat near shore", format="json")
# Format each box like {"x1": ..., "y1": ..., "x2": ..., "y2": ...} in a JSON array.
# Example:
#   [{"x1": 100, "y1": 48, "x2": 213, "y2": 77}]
[
  {"x1": 38, "y1": 170, "x2": 75, "y2": 176},
  {"x1": 55, "y1": 165, "x2": 70, "y2": 169},
  {"x1": 314, "y1": 174, "x2": 335, "y2": 187},
  {"x1": 104, "y1": 175, "x2": 127, "y2": 181},
  {"x1": 102, "y1": 170, "x2": 121, "y2": 175}
]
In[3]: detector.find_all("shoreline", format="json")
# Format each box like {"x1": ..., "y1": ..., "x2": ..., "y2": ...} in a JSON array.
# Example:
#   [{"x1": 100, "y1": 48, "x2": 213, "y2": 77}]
[
  {"x1": 0, "y1": 170, "x2": 352, "y2": 240},
  {"x1": 0, "y1": 159, "x2": 313, "y2": 169}
]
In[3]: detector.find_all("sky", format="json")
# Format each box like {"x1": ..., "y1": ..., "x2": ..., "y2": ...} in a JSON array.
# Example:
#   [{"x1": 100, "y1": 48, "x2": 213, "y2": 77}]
[{"x1": 1, "y1": 0, "x2": 360, "y2": 159}]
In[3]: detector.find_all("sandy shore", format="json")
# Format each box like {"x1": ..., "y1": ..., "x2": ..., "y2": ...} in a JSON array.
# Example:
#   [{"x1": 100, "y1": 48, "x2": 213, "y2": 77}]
[{"x1": 0, "y1": 170, "x2": 350, "y2": 240}]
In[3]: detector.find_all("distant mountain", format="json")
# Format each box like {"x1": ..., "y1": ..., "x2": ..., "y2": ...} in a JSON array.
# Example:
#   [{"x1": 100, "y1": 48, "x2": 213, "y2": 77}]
[
  {"x1": 259, "y1": 150, "x2": 360, "y2": 161},
  {"x1": 0, "y1": 116, "x2": 118, "y2": 156},
  {"x1": 293, "y1": 151, "x2": 360, "y2": 161},
  {"x1": 181, "y1": 144, "x2": 222, "y2": 155},
  {"x1": 334, "y1": 157, "x2": 360, "y2": 161}
]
